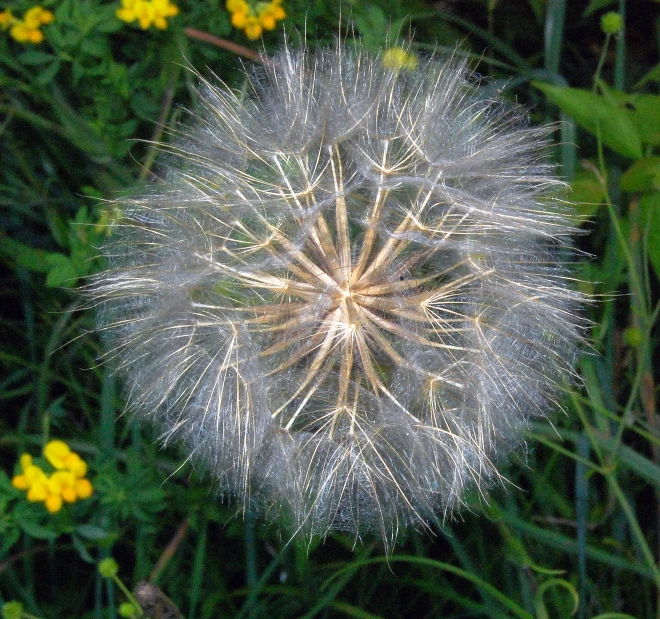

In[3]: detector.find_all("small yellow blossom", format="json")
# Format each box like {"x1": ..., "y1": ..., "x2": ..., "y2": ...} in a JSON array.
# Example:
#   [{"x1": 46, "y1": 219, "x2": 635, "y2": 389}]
[
  {"x1": 44, "y1": 439, "x2": 71, "y2": 469},
  {"x1": 24, "y1": 6, "x2": 53, "y2": 28},
  {"x1": 12, "y1": 454, "x2": 46, "y2": 492},
  {"x1": 65, "y1": 452, "x2": 88, "y2": 477},
  {"x1": 0, "y1": 9, "x2": 15, "y2": 29},
  {"x1": 116, "y1": 0, "x2": 178, "y2": 30},
  {"x1": 10, "y1": 440, "x2": 93, "y2": 514},
  {"x1": 4, "y1": 5, "x2": 53, "y2": 44},
  {"x1": 382, "y1": 46, "x2": 418, "y2": 71},
  {"x1": 226, "y1": 0, "x2": 285, "y2": 40},
  {"x1": 26, "y1": 471, "x2": 49, "y2": 502},
  {"x1": 244, "y1": 19, "x2": 261, "y2": 40},
  {"x1": 44, "y1": 440, "x2": 88, "y2": 476},
  {"x1": 45, "y1": 493, "x2": 63, "y2": 513},
  {"x1": 75, "y1": 477, "x2": 94, "y2": 499}
]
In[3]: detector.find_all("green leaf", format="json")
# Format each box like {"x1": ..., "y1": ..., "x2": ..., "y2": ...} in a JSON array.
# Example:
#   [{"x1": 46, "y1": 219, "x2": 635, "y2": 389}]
[
  {"x1": 19, "y1": 49, "x2": 55, "y2": 65},
  {"x1": 533, "y1": 82, "x2": 643, "y2": 159},
  {"x1": 604, "y1": 91, "x2": 660, "y2": 147},
  {"x1": 45, "y1": 253, "x2": 79, "y2": 287},
  {"x1": 639, "y1": 192, "x2": 660, "y2": 280},
  {"x1": 621, "y1": 157, "x2": 660, "y2": 192},
  {"x1": 583, "y1": 0, "x2": 617, "y2": 17},
  {"x1": 0, "y1": 470, "x2": 17, "y2": 494},
  {"x1": 18, "y1": 518, "x2": 59, "y2": 541},
  {"x1": 634, "y1": 63, "x2": 660, "y2": 89},
  {"x1": 0, "y1": 526, "x2": 21, "y2": 556},
  {"x1": 534, "y1": 578, "x2": 579, "y2": 619},
  {"x1": 75, "y1": 524, "x2": 110, "y2": 540},
  {"x1": 81, "y1": 36, "x2": 110, "y2": 57},
  {"x1": 36, "y1": 60, "x2": 62, "y2": 86},
  {"x1": 352, "y1": 5, "x2": 389, "y2": 51},
  {"x1": 0, "y1": 236, "x2": 51, "y2": 273},
  {"x1": 71, "y1": 533, "x2": 95, "y2": 563},
  {"x1": 569, "y1": 168, "x2": 607, "y2": 221}
]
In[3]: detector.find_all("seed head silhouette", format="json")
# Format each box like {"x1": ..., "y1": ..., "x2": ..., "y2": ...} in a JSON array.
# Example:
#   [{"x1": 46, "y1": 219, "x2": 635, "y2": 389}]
[{"x1": 91, "y1": 43, "x2": 584, "y2": 546}]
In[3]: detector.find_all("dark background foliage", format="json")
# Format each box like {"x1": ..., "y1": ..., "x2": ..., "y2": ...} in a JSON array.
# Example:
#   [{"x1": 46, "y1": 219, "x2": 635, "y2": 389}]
[{"x1": 2, "y1": 0, "x2": 660, "y2": 617}]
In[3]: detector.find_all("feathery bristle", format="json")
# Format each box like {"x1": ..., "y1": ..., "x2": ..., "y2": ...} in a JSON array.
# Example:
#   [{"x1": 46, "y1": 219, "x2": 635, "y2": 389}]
[{"x1": 89, "y1": 42, "x2": 584, "y2": 547}]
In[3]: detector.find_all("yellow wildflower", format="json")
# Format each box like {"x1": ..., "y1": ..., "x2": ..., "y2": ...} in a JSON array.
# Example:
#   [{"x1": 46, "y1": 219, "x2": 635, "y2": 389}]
[
  {"x1": 244, "y1": 18, "x2": 261, "y2": 40},
  {"x1": 116, "y1": 0, "x2": 138, "y2": 23},
  {"x1": 116, "y1": 0, "x2": 178, "y2": 30},
  {"x1": 226, "y1": 0, "x2": 285, "y2": 40},
  {"x1": 49, "y1": 470, "x2": 77, "y2": 502},
  {"x1": 230, "y1": 11, "x2": 247, "y2": 28},
  {"x1": 25, "y1": 466, "x2": 49, "y2": 502},
  {"x1": 44, "y1": 440, "x2": 88, "y2": 476},
  {"x1": 12, "y1": 454, "x2": 48, "y2": 495},
  {"x1": 382, "y1": 46, "x2": 418, "y2": 71},
  {"x1": 226, "y1": 0, "x2": 247, "y2": 11},
  {"x1": 45, "y1": 493, "x2": 63, "y2": 513},
  {"x1": 44, "y1": 439, "x2": 71, "y2": 469},
  {"x1": 257, "y1": 0, "x2": 284, "y2": 30},
  {"x1": 0, "y1": 9, "x2": 15, "y2": 29},
  {"x1": 75, "y1": 477, "x2": 94, "y2": 499},
  {"x1": 6, "y1": 5, "x2": 53, "y2": 44},
  {"x1": 152, "y1": 0, "x2": 178, "y2": 29},
  {"x1": 10, "y1": 21, "x2": 41, "y2": 43},
  {"x1": 135, "y1": 1, "x2": 155, "y2": 30},
  {"x1": 65, "y1": 452, "x2": 88, "y2": 477},
  {"x1": 23, "y1": 6, "x2": 53, "y2": 28},
  {"x1": 10, "y1": 440, "x2": 93, "y2": 513}
]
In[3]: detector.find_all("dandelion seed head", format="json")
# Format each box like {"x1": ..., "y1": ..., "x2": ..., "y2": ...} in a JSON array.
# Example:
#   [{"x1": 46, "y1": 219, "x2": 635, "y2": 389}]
[{"x1": 91, "y1": 42, "x2": 585, "y2": 547}]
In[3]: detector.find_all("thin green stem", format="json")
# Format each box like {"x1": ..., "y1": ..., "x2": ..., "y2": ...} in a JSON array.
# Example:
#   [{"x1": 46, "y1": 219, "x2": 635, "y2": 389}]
[
  {"x1": 607, "y1": 477, "x2": 660, "y2": 589},
  {"x1": 111, "y1": 575, "x2": 144, "y2": 617}
]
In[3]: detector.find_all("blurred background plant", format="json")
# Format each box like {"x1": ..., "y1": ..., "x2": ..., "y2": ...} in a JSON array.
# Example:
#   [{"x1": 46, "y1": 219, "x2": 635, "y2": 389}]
[{"x1": 1, "y1": 0, "x2": 660, "y2": 617}]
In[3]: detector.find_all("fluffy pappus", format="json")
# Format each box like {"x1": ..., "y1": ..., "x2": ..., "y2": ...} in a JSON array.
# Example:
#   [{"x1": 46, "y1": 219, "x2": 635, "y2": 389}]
[{"x1": 89, "y1": 42, "x2": 585, "y2": 547}]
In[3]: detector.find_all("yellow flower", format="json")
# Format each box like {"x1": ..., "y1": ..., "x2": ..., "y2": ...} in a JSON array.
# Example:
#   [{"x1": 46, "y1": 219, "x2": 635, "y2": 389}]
[
  {"x1": 153, "y1": 0, "x2": 178, "y2": 18},
  {"x1": 136, "y1": 1, "x2": 154, "y2": 29},
  {"x1": 226, "y1": 0, "x2": 285, "y2": 39},
  {"x1": 257, "y1": 0, "x2": 284, "y2": 30},
  {"x1": 75, "y1": 477, "x2": 94, "y2": 499},
  {"x1": 24, "y1": 6, "x2": 53, "y2": 28},
  {"x1": 44, "y1": 439, "x2": 72, "y2": 469},
  {"x1": 230, "y1": 10, "x2": 247, "y2": 28},
  {"x1": 6, "y1": 5, "x2": 53, "y2": 44},
  {"x1": 10, "y1": 440, "x2": 94, "y2": 513},
  {"x1": 27, "y1": 478, "x2": 50, "y2": 502},
  {"x1": 244, "y1": 18, "x2": 261, "y2": 40},
  {"x1": 45, "y1": 493, "x2": 63, "y2": 513},
  {"x1": 39, "y1": 9, "x2": 54, "y2": 24},
  {"x1": 20, "y1": 459, "x2": 50, "y2": 502},
  {"x1": 49, "y1": 470, "x2": 77, "y2": 502},
  {"x1": 116, "y1": 0, "x2": 178, "y2": 30},
  {"x1": 66, "y1": 452, "x2": 88, "y2": 477},
  {"x1": 0, "y1": 9, "x2": 15, "y2": 29},
  {"x1": 10, "y1": 21, "x2": 42, "y2": 43},
  {"x1": 11, "y1": 454, "x2": 45, "y2": 490},
  {"x1": 382, "y1": 46, "x2": 418, "y2": 71},
  {"x1": 226, "y1": 0, "x2": 248, "y2": 11},
  {"x1": 116, "y1": 0, "x2": 138, "y2": 23}
]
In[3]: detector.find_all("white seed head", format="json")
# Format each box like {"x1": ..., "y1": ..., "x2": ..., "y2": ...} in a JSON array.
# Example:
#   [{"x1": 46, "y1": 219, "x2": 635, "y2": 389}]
[{"x1": 91, "y1": 43, "x2": 584, "y2": 546}]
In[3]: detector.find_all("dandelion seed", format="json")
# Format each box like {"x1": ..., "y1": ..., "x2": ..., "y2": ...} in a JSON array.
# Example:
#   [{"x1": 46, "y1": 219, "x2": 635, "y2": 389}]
[{"x1": 90, "y1": 42, "x2": 585, "y2": 547}]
